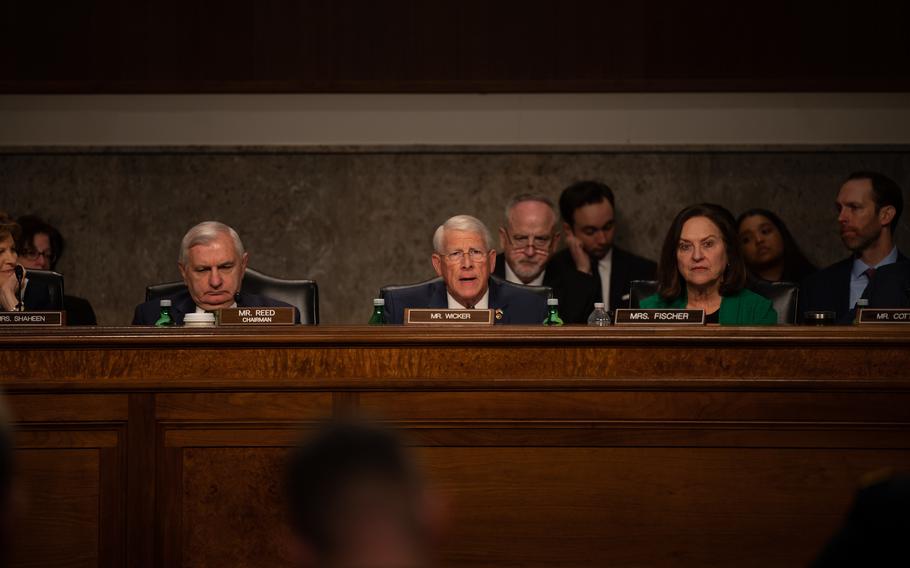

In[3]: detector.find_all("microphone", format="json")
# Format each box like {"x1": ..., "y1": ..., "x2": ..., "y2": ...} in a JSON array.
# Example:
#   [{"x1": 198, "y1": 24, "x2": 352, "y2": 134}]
[{"x1": 14, "y1": 265, "x2": 24, "y2": 311}]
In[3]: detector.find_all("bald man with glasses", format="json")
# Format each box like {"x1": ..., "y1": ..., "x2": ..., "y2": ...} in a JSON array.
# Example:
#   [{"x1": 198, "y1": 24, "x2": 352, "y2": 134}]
[
  {"x1": 493, "y1": 194, "x2": 561, "y2": 287},
  {"x1": 382, "y1": 215, "x2": 548, "y2": 324}
]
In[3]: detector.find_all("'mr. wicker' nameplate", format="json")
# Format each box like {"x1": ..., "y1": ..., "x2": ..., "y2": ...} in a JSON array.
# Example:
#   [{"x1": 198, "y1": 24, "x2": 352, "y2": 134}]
[
  {"x1": 614, "y1": 309, "x2": 705, "y2": 325},
  {"x1": 218, "y1": 307, "x2": 296, "y2": 326},
  {"x1": 405, "y1": 308, "x2": 495, "y2": 325},
  {"x1": 0, "y1": 311, "x2": 64, "y2": 326},
  {"x1": 857, "y1": 308, "x2": 910, "y2": 324}
]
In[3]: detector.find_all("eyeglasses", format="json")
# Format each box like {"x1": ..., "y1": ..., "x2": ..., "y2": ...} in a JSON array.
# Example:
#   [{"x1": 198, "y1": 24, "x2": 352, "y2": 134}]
[
  {"x1": 506, "y1": 233, "x2": 554, "y2": 252},
  {"x1": 440, "y1": 249, "x2": 488, "y2": 264},
  {"x1": 21, "y1": 250, "x2": 57, "y2": 263}
]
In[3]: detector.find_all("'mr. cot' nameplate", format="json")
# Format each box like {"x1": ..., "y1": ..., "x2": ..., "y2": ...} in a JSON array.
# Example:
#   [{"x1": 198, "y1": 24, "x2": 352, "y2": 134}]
[
  {"x1": 405, "y1": 308, "x2": 495, "y2": 325},
  {"x1": 857, "y1": 308, "x2": 910, "y2": 324},
  {"x1": 614, "y1": 309, "x2": 705, "y2": 325},
  {"x1": 0, "y1": 311, "x2": 65, "y2": 326},
  {"x1": 218, "y1": 307, "x2": 296, "y2": 326}
]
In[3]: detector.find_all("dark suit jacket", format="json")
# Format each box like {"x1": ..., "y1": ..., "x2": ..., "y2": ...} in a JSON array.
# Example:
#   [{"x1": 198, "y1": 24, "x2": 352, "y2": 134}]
[
  {"x1": 540, "y1": 247, "x2": 657, "y2": 324},
  {"x1": 798, "y1": 251, "x2": 907, "y2": 323},
  {"x1": 132, "y1": 289, "x2": 299, "y2": 325},
  {"x1": 864, "y1": 261, "x2": 910, "y2": 308},
  {"x1": 381, "y1": 277, "x2": 548, "y2": 325},
  {"x1": 64, "y1": 295, "x2": 97, "y2": 325}
]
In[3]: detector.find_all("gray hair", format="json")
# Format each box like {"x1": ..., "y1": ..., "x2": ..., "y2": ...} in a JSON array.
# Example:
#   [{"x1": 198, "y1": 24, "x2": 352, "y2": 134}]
[
  {"x1": 504, "y1": 194, "x2": 557, "y2": 228},
  {"x1": 432, "y1": 215, "x2": 493, "y2": 253},
  {"x1": 178, "y1": 221, "x2": 245, "y2": 264}
]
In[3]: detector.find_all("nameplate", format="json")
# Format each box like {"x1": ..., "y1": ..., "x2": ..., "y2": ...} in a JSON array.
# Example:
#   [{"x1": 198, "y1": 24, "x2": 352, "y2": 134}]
[
  {"x1": 405, "y1": 308, "x2": 495, "y2": 325},
  {"x1": 614, "y1": 309, "x2": 705, "y2": 325},
  {"x1": 218, "y1": 307, "x2": 296, "y2": 326},
  {"x1": 857, "y1": 308, "x2": 910, "y2": 324},
  {"x1": 0, "y1": 311, "x2": 65, "y2": 326}
]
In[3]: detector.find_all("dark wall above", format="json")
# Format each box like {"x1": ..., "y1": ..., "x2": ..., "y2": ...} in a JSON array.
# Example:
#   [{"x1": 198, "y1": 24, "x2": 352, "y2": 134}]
[{"x1": 1, "y1": 0, "x2": 908, "y2": 93}]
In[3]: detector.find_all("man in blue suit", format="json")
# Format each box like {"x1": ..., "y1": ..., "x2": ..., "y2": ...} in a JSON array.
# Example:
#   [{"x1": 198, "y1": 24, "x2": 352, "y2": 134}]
[
  {"x1": 132, "y1": 221, "x2": 298, "y2": 325},
  {"x1": 382, "y1": 215, "x2": 548, "y2": 325},
  {"x1": 798, "y1": 172, "x2": 905, "y2": 323}
]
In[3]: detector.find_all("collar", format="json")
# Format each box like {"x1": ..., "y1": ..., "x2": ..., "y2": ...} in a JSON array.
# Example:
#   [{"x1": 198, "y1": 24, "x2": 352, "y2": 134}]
[
  {"x1": 504, "y1": 262, "x2": 545, "y2": 287},
  {"x1": 851, "y1": 246, "x2": 898, "y2": 279},
  {"x1": 597, "y1": 247, "x2": 613, "y2": 270},
  {"x1": 446, "y1": 289, "x2": 490, "y2": 309},
  {"x1": 194, "y1": 300, "x2": 238, "y2": 313}
]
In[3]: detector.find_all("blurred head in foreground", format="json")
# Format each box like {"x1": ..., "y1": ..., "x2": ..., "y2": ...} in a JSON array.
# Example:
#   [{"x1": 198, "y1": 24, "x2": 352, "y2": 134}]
[{"x1": 286, "y1": 422, "x2": 438, "y2": 568}]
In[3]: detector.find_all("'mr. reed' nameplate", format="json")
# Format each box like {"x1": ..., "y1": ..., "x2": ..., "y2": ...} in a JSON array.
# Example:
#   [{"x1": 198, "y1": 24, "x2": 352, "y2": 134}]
[
  {"x1": 0, "y1": 311, "x2": 65, "y2": 326},
  {"x1": 405, "y1": 308, "x2": 495, "y2": 325},
  {"x1": 857, "y1": 308, "x2": 910, "y2": 324},
  {"x1": 614, "y1": 309, "x2": 705, "y2": 325},
  {"x1": 218, "y1": 307, "x2": 296, "y2": 326}
]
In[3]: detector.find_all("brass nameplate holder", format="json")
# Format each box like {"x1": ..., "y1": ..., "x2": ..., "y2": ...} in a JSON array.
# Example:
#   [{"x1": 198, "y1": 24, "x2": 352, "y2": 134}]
[
  {"x1": 405, "y1": 308, "x2": 495, "y2": 325},
  {"x1": 0, "y1": 311, "x2": 65, "y2": 326},
  {"x1": 614, "y1": 309, "x2": 705, "y2": 325},
  {"x1": 218, "y1": 307, "x2": 296, "y2": 326},
  {"x1": 857, "y1": 308, "x2": 910, "y2": 324}
]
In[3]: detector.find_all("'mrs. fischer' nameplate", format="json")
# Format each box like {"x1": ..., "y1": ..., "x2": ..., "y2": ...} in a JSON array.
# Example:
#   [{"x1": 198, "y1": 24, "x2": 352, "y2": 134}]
[
  {"x1": 0, "y1": 311, "x2": 65, "y2": 326},
  {"x1": 857, "y1": 308, "x2": 910, "y2": 324},
  {"x1": 614, "y1": 309, "x2": 705, "y2": 325},
  {"x1": 405, "y1": 308, "x2": 495, "y2": 325},
  {"x1": 218, "y1": 307, "x2": 296, "y2": 325}
]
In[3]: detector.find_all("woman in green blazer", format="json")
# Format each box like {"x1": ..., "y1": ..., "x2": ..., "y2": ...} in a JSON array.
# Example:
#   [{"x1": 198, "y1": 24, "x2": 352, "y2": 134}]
[{"x1": 641, "y1": 203, "x2": 777, "y2": 325}]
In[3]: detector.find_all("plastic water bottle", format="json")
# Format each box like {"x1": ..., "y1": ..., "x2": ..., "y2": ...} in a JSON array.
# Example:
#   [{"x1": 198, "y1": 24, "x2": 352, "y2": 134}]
[
  {"x1": 368, "y1": 298, "x2": 386, "y2": 325},
  {"x1": 587, "y1": 302, "x2": 611, "y2": 326},
  {"x1": 154, "y1": 299, "x2": 175, "y2": 327},
  {"x1": 543, "y1": 298, "x2": 564, "y2": 326}
]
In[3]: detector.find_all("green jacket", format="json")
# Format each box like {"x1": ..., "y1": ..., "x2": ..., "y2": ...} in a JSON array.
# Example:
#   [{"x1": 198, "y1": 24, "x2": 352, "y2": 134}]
[{"x1": 640, "y1": 288, "x2": 777, "y2": 325}]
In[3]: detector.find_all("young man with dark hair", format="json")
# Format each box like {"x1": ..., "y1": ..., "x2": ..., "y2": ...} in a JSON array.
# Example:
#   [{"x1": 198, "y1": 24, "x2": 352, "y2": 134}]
[
  {"x1": 798, "y1": 171, "x2": 906, "y2": 323},
  {"x1": 546, "y1": 180, "x2": 657, "y2": 323}
]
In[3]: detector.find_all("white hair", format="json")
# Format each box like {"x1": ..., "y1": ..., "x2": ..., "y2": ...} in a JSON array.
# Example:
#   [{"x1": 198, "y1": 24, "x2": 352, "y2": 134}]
[
  {"x1": 432, "y1": 215, "x2": 492, "y2": 253},
  {"x1": 178, "y1": 221, "x2": 245, "y2": 264}
]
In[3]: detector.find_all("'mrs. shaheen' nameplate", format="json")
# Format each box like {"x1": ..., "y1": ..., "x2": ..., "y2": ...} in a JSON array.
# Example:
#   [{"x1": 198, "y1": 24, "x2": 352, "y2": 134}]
[
  {"x1": 0, "y1": 311, "x2": 65, "y2": 326},
  {"x1": 857, "y1": 308, "x2": 910, "y2": 324},
  {"x1": 614, "y1": 309, "x2": 705, "y2": 325},
  {"x1": 218, "y1": 307, "x2": 296, "y2": 326},
  {"x1": 405, "y1": 308, "x2": 495, "y2": 325}
]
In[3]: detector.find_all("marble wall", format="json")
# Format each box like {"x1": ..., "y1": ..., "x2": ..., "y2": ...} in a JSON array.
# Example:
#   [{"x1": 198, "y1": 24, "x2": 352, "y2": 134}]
[{"x1": 3, "y1": 146, "x2": 908, "y2": 324}]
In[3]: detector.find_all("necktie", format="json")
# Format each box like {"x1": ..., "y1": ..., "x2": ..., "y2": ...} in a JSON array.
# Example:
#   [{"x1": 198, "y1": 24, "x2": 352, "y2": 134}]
[{"x1": 864, "y1": 267, "x2": 876, "y2": 282}]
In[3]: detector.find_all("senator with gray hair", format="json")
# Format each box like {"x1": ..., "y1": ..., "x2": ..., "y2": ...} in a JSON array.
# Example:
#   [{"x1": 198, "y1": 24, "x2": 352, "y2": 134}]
[
  {"x1": 178, "y1": 221, "x2": 245, "y2": 265},
  {"x1": 432, "y1": 214, "x2": 493, "y2": 253}
]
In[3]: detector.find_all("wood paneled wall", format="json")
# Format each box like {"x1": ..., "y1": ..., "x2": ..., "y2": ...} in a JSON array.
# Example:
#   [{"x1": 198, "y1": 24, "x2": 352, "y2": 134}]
[{"x1": 1, "y1": 1, "x2": 908, "y2": 93}]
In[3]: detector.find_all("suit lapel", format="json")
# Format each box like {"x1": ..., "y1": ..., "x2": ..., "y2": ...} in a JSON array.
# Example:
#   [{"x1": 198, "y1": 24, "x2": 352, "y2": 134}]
[
  {"x1": 428, "y1": 281, "x2": 448, "y2": 309},
  {"x1": 488, "y1": 279, "x2": 509, "y2": 324}
]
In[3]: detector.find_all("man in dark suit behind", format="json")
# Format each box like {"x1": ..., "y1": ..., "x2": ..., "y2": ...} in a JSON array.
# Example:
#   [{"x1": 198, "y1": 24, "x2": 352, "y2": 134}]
[
  {"x1": 798, "y1": 172, "x2": 905, "y2": 323},
  {"x1": 864, "y1": 261, "x2": 910, "y2": 308},
  {"x1": 544, "y1": 180, "x2": 657, "y2": 323},
  {"x1": 132, "y1": 221, "x2": 298, "y2": 325},
  {"x1": 383, "y1": 215, "x2": 547, "y2": 325}
]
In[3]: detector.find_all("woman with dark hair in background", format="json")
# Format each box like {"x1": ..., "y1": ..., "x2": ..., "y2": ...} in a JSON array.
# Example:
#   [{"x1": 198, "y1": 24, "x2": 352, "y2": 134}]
[
  {"x1": 641, "y1": 203, "x2": 777, "y2": 325},
  {"x1": 736, "y1": 208, "x2": 816, "y2": 284},
  {"x1": 17, "y1": 215, "x2": 97, "y2": 324}
]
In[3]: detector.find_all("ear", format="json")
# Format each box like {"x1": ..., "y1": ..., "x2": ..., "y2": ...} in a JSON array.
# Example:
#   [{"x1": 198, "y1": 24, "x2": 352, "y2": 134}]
[
  {"x1": 498, "y1": 227, "x2": 508, "y2": 250},
  {"x1": 879, "y1": 205, "x2": 896, "y2": 228},
  {"x1": 431, "y1": 253, "x2": 443, "y2": 277},
  {"x1": 562, "y1": 222, "x2": 573, "y2": 236},
  {"x1": 488, "y1": 249, "x2": 497, "y2": 273},
  {"x1": 549, "y1": 230, "x2": 562, "y2": 253},
  {"x1": 178, "y1": 262, "x2": 188, "y2": 283}
]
